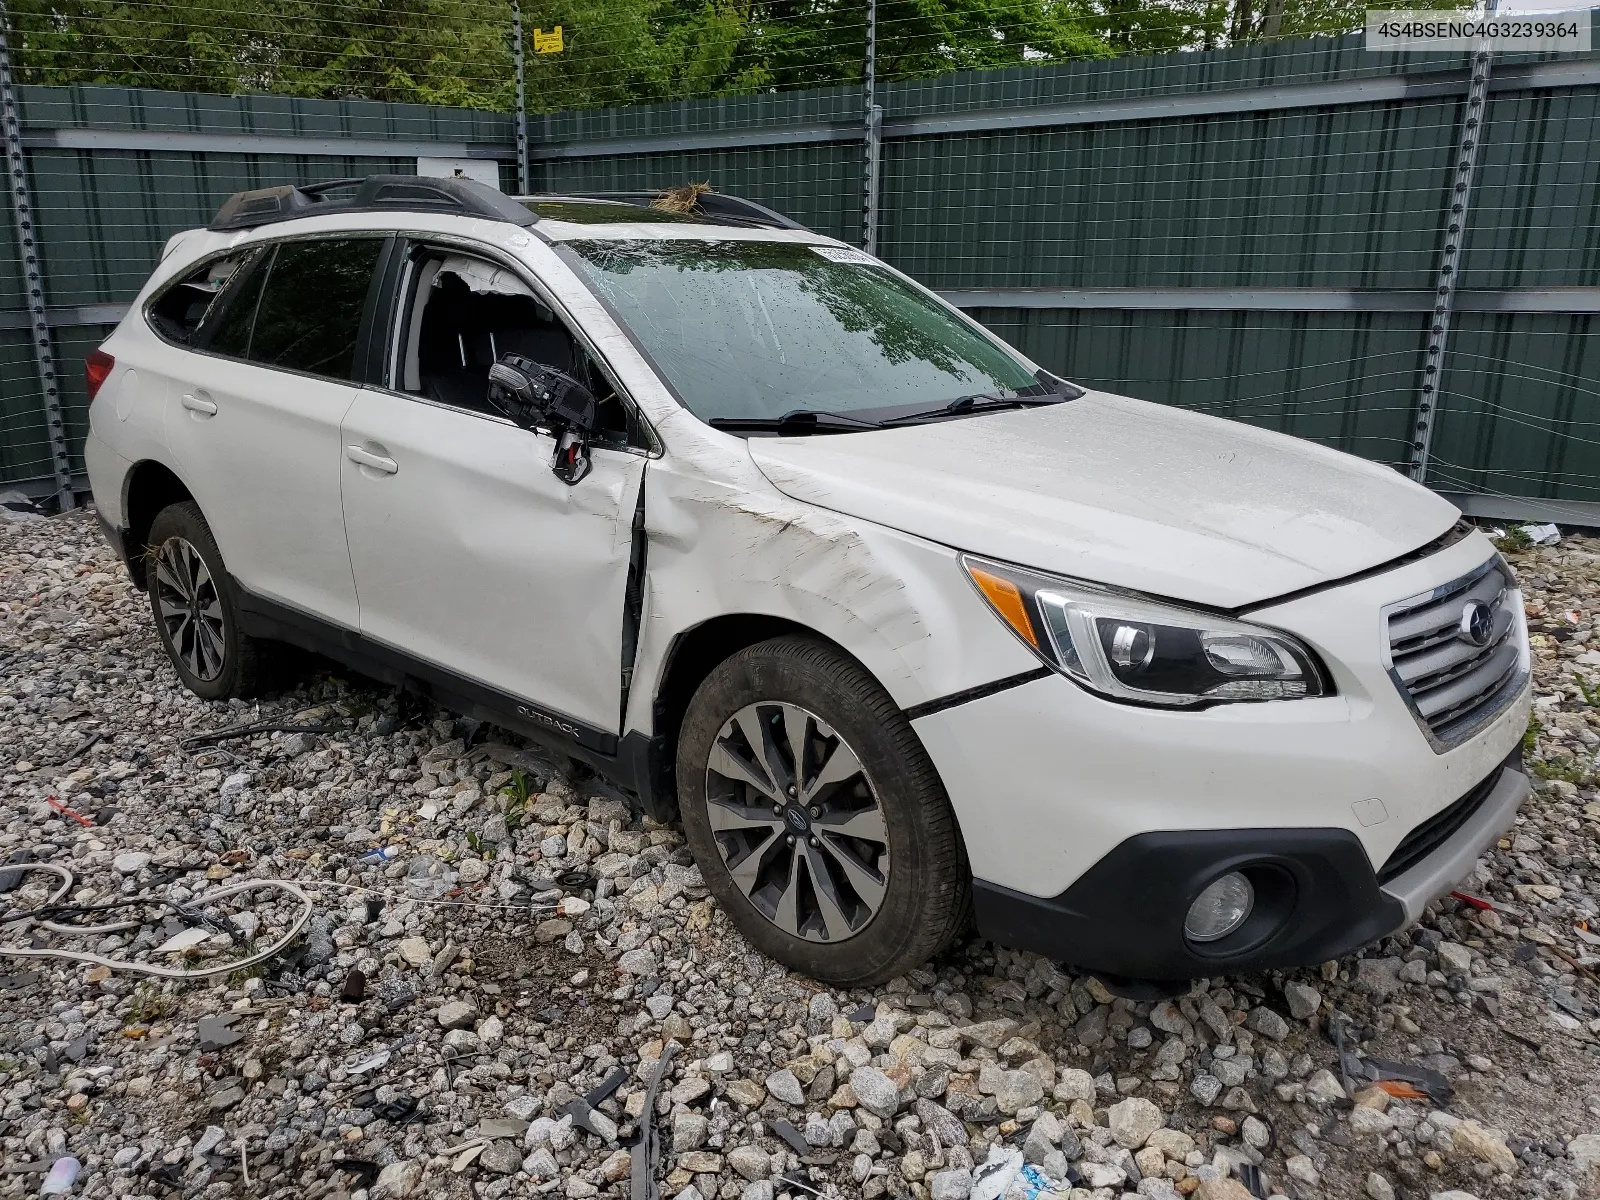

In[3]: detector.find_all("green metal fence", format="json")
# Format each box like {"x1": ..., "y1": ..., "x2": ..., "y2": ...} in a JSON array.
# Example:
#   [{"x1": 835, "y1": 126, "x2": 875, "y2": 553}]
[{"x1": 3, "y1": 33, "x2": 1599, "y2": 521}]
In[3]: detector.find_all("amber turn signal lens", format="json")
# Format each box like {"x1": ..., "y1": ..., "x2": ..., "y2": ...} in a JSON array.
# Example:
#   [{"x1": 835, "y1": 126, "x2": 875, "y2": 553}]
[{"x1": 967, "y1": 565, "x2": 1038, "y2": 648}]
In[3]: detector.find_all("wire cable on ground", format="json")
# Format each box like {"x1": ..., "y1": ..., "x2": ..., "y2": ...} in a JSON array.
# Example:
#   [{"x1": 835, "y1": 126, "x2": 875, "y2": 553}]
[
  {"x1": 0, "y1": 863, "x2": 315, "y2": 980},
  {"x1": 0, "y1": 863, "x2": 572, "y2": 979}
]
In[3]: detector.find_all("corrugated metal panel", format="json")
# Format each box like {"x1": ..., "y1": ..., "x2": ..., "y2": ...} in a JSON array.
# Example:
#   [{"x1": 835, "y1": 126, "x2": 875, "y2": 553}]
[
  {"x1": 3, "y1": 45, "x2": 1599, "y2": 505},
  {"x1": 1428, "y1": 311, "x2": 1600, "y2": 504},
  {"x1": 0, "y1": 329, "x2": 52, "y2": 486},
  {"x1": 971, "y1": 307, "x2": 1427, "y2": 469},
  {"x1": 531, "y1": 84, "x2": 861, "y2": 144},
  {"x1": 881, "y1": 95, "x2": 1462, "y2": 291},
  {"x1": 537, "y1": 142, "x2": 863, "y2": 243},
  {"x1": 1463, "y1": 81, "x2": 1600, "y2": 288},
  {"x1": 0, "y1": 84, "x2": 514, "y2": 489}
]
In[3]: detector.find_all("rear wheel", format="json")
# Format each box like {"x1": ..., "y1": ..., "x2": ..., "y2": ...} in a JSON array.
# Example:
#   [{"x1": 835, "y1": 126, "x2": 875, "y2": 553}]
[
  {"x1": 677, "y1": 636, "x2": 970, "y2": 986},
  {"x1": 145, "y1": 502, "x2": 273, "y2": 700}
]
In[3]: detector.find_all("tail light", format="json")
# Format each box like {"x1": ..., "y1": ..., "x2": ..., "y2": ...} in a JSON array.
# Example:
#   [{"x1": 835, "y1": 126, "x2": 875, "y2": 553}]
[{"x1": 85, "y1": 349, "x2": 115, "y2": 401}]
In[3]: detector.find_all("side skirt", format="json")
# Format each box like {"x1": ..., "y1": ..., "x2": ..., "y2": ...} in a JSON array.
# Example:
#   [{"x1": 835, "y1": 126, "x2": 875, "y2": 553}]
[{"x1": 235, "y1": 589, "x2": 665, "y2": 809}]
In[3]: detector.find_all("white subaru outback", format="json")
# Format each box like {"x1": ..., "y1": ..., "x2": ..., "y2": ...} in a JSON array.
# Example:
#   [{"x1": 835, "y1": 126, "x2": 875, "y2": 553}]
[{"x1": 84, "y1": 175, "x2": 1531, "y2": 990}]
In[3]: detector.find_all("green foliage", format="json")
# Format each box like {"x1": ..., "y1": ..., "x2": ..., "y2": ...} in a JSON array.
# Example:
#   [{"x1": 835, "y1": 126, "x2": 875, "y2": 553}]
[
  {"x1": 1523, "y1": 712, "x2": 1541, "y2": 754},
  {"x1": 499, "y1": 767, "x2": 535, "y2": 828},
  {"x1": 1531, "y1": 755, "x2": 1588, "y2": 785},
  {"x1": 126, "y1": 981, "x2": 171, "y2": 1024},
  {"x1": 1501, "y1": 525, "x2": 1536, "y2": 552},
  {"x1": 7, "y1": 0, "x2": 517, "y2": 108},
  {"x1": 6, "y1": 0, "x2": 1474, "y2": 111},
  {"x1": 1576, "y1": 675, "x2": 1600, "y2": 708}
]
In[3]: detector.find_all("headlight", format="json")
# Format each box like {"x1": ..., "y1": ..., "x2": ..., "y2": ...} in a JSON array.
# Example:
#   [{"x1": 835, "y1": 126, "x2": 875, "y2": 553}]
[{"x1": 962, "y1": 555, "x2": 1327, "y2": 707}]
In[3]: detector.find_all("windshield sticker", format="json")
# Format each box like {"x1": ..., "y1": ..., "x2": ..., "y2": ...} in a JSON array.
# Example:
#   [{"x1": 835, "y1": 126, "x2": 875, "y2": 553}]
[{"x1": 810, "y1": 245, "x2": 881, "y2": 266}]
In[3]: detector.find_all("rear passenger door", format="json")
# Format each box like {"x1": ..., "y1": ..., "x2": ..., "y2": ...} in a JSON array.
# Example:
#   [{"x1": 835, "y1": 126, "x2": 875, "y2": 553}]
[{"x1": 161, "y1": 236, "x2": 387, "y2": 628}]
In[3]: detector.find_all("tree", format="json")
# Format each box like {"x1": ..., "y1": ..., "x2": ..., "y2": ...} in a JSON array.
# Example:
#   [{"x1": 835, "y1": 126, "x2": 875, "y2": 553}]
[
  {"x1": 7, "y1": 0, "x2": 517, "y2": 108},
  {"x1": 4, "y1": 0, "x2": 1421, "y2": 112}
]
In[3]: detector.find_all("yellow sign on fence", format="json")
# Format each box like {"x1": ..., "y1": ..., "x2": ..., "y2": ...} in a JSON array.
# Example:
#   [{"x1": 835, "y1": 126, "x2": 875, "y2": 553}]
[{"x1": 533, "y1": 26, "x2": 564, "y2": 54}]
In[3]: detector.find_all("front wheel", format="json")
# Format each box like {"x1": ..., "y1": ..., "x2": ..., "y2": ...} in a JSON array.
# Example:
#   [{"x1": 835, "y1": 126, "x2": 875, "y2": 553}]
[{"x1": 677, "y1": 636, "x2": 970, "y2": 986}]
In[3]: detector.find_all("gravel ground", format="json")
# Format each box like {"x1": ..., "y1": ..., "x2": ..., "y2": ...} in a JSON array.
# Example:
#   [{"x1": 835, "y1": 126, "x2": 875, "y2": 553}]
[{"x1": 2, "y1": 506, "x2": 1599, "y2": 1200}]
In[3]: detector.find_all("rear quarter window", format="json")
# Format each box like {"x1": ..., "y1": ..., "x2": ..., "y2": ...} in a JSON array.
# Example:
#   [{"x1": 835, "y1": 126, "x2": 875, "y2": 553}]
[{"x1": 146, "y1": 249, "x2": 263, "y2": 347}]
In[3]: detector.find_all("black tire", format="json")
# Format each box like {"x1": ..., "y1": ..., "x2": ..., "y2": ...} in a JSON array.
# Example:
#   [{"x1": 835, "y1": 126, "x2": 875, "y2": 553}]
[
  {"x1": 677, "y1": 635, "x2": 970, "y2": 986},
  {"x1": 144, "y1": 501, "x2": 273, "y2": 700}
]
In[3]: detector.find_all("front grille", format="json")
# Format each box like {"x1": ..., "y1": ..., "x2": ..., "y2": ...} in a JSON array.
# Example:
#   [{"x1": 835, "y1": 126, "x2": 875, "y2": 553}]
[
  {"x1": 1376, "y1": 749, "x2": 1520, "y2": 884},
  {"x1": 1385, "y1": 557, "x2": 1525, "y2": 751}
]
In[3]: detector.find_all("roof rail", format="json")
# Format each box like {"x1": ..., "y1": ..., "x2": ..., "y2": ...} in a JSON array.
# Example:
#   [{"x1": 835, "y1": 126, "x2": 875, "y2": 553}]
[
  {"x1": 208, "y1": 174, "x2": 538, "y2": 232},
  {"x1": 566, "y1": 190, "x2": 808, "y2": 231}
]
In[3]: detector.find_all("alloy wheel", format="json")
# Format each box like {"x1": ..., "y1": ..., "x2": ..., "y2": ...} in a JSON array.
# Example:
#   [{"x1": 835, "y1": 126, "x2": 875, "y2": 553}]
[
  {"x1": 704, "y1": 701, "x2": 890, "y2": 942},
  {"x1": 153, "y1": 536, "x2": 226, "y2": 681}
]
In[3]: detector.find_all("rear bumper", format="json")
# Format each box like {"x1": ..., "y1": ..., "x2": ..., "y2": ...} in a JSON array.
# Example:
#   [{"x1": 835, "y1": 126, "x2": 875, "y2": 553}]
[{"x1": 970, "y1": 754, "x2": 1527, "y2": 980}]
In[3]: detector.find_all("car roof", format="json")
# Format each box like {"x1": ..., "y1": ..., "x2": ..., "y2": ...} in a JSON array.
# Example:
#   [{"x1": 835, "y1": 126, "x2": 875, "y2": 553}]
[{"x1": 204, "y1": 176, "x2": 808, "y2": 239}]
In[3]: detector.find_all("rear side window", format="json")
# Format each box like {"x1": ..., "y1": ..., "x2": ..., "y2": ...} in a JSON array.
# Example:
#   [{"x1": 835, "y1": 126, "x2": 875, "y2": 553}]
[
  {"x1": 146, "y1": 249, "x2": 262, "y2": 346},
  {"x1": 247, "y1": 238, "x2": 384, "y2": 379},
  {"x1": 203, "y1": 254, "x2": 269, "y2": 359}
]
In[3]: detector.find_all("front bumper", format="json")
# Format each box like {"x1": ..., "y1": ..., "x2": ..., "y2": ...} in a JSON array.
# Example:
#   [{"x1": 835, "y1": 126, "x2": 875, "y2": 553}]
[
  {"x1": 971, "y1": 753, "x2": 1527, "y2": 980},
  {"x1": 910, "y1": 529, "x2": 1532, "y2": 980}
]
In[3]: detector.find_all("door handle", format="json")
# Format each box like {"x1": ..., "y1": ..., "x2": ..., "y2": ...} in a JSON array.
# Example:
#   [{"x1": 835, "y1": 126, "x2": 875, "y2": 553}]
[
  {"x1": 181, "y1": 393, "x2": 217, "y2": 417},
  {"x1": 346, "y1": 445, "x2": 398, "y2": 475}
]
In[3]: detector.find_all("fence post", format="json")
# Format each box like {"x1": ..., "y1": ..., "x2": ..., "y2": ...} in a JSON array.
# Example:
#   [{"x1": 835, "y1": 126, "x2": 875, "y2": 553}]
[
  {"x1": 1409, "y1": 6, "x2": 1496, "y2": 485},
  {"x1": 512, "y1": 0, "x2": 529, "y2": 194},
  {"x1": 0, "y1": 2, "x2": 74, "y2": 511},
  {"x1": 861, "y1": 0, "x2": 882, "y2": 254}
]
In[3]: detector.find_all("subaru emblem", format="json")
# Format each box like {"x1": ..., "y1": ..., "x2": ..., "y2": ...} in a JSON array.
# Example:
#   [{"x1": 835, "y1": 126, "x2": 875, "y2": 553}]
[{"x1": 1458, "y1": 599, "x2": 1495, "y2": 647}]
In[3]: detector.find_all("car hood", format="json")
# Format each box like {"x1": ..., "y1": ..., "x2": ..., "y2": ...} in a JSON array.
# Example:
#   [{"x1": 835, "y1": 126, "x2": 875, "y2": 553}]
[{"x1": 746, "y1": 390, "x2": 1460, "y2": 609}]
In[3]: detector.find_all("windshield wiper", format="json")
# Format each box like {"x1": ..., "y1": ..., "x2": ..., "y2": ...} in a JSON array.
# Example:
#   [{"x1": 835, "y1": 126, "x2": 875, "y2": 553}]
[
  {"x1": 709, "y1": 409, "x2": 886, "y2": 435},
  {"x1": 879, "y1": 371, "x2": 1084, "y2": 427},
  {"x1": 879, "y1": 392, "x2": 1059, "y2": 426}
]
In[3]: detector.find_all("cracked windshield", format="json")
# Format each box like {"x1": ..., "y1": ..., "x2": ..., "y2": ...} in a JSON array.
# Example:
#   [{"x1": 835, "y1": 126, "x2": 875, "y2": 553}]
[{"x1": 562, "y1": 240, "x2": 1040, "y2": 423}]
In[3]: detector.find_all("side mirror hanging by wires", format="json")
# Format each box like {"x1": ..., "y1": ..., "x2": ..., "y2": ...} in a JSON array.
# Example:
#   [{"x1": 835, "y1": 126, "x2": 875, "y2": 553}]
[{"x1": 487, "y1": 353, "x2": 599, "y2": 485}]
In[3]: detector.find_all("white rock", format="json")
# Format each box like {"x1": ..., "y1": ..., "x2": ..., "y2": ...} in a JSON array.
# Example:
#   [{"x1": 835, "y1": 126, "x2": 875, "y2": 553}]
[
  {"x1": 727, "y1": 1145, "x2": 770, "y2": 1181},
  {"x1": 849, "y1": 1066, "x2": 901, "y2": 1117},
  {"x1": 523, "y1": 1147, "x2": 559, "y2": 1179},
  {"x1": 1286, "y1": 1154, "x2": 1320, "y2": 1184},
  {"x1": 1568, "y1": 1132, "x2": 1600, "y2": 1173},
  {"x1": 1107, "y1": 1097, "x2": 1163, "y2": 1149},
  {"x1": 929, "y1": 1169, "x2": 972, "y2": 1200},
  {"x1": 1350, "y1": 1106, "x2": 1394, "y2": 1136},
  {"x1": 1080, "y1": 1161, "x2": 1127, "y2": 1189},
  {"x1": 1054, "y1": 1067, "x2": 1096, "y2": 1103},
  {"x1": 1283, "y1": 981, "x2": 1322, "y2": 1020},
  {"x1": 1437, "y1": 942, "x2": 1473, "y2": 973},
  {"x1": 112, "y1": 851, "x2": 151, "y2": 875},
  {"x1": 373, "y1": 1160, "x2": 424, "y2": 1198},
  {"x1": 765, "y1": 1068, "x2": 805, "y2": 1107},
  {"x1": 1305, "y1": 1069, "x2": 1346, "y2": 1103},
  {"x1": 437, "y1": 1000, "x2": 478, "y2": 1029}
]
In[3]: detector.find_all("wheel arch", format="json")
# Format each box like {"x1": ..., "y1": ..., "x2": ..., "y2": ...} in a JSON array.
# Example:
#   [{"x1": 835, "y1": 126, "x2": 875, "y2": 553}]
[
  {"x1": 122, "y1": 459, "x2": 196, "y2": 590},
  {"x1": 641, "y1": 613, "x2": 889, "y2": 821}
]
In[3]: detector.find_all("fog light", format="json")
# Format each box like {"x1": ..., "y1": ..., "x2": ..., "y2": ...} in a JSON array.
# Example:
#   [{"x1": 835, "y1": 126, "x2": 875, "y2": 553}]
[{"x1": 1184, "y1": 872, "x2": 1254, "y2": 943}]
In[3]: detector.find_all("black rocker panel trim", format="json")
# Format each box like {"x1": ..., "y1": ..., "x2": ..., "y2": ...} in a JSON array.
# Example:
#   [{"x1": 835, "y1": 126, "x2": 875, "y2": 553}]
[
  {"x1": 234, "y1": 589, "x2": 641, "y2": 778},
  {"x1": 973, "y1": 826, "x2": 1406, "y2": 982}
]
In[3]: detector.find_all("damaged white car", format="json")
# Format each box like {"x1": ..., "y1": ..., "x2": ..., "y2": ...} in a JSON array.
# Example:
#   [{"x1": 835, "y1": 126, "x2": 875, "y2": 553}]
[{"x1": 84, "y1": 176, "x2": 1532, "y2": 990}]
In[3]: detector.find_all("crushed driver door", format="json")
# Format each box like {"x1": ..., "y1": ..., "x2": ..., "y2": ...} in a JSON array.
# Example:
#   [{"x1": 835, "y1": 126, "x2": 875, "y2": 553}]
[{"x1": 339, "y1": 388, "x2": 645, "y2": 744}]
